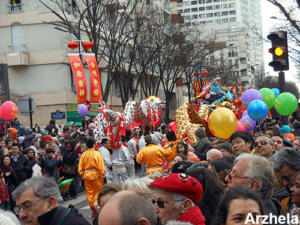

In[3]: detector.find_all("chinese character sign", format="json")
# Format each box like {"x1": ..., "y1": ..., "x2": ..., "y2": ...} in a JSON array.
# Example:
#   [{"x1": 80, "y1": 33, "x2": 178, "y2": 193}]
[
  {"x1": 68, "y1": 54, "x2": 87, "y2": 104},
  {"x1": 84, "y1": 54, "x2": 103, "y2": 103}
]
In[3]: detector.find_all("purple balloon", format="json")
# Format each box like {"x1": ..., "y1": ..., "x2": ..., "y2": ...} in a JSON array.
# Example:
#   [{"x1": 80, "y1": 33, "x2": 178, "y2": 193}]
[
  {"x1": 240, "y1": 115, "x2": 256, "y2": 132},
  {"x1": 78, "y1": 104, "x2": 88, "y2": 116},
  {"x1": 241, "y1": 89, "x2": 263, "y2": 108},
  {"x1": 242, "y1": 110, "x2": 248, "y2": 117}
]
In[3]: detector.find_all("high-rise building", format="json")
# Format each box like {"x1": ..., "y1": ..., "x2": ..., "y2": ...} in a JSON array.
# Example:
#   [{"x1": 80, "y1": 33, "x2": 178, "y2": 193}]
[{"x1": 176, "y1": 0, "x2": 264, "y2": 86}]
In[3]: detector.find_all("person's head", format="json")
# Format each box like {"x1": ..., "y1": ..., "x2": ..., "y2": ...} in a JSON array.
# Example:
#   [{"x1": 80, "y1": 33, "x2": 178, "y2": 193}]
[
  {"x1": 166, "y1": 130, "x2": 177, "y2": 142},
  {"x1": 225, "y1": 154, "x2": 275, "y2": 199},
  {"x1": 145, "y1": 135, "x2": 153, "y2": 145},
  {"x1": 0, "y1": 209, "x2": 21, "y2": 225},
  {"x1": 274, "y1": 147, "x2": 300, "y2": 187},
  {"x1": 216, "y1": 142, "x2": 232, "y2": 157},
  {"x1": 293, "y1": 137, "x2": 300, "y2": 149},
  {"x1": 45, "y1": 148, "x2": 54, "y2": 157},
  {"x1": 98, "y1": 190, "x2": 157, "y2": 225},
  {"x1": 174, "y1": 154, "x2": 187, "y2": 163},
  {"x1": 208, "y1": 158, "x2": 233, "y2": 186},
  {"x1": 213, "y1": 186, "x2": 263, "y2": 225},
  {"x1": 101, "y1": 138, "x2": 110, "y2": 149},
  {"x1": 0, "y1": 140, "x2": 6, "y2": 149},
  {"x1": 176, "y1": 141, "x2": 188, "y2": 156},
  {"x1": 206, "y1": 149, "x2": 223, "y2": 163},
  {"x1": 254, "y1": 134, "x2": 274, "y2": 159},
  {"x1": 194, "y1": 128, "x2": 206, "y2": 140},
  {"x1": 265, "y1": 126, "x2": 280, "y2": 137},
  {"x1": 12, "y1": 176, "x2": 63, "y2": 225},
  {"x1": 229, "y1": 132, "x2": 253, "y2": 155},
  {"x1": 290, "y1": 172, "x2": 300, "y2": 206},
  {"x1": 123, "y1": 177, "x2": 154, "y2": 199},
  {"x1": 272, "y1": 135, "x2": 284, "y2": 151},
  {"x1": 26, "y1": 148, "x2": 35, "y2": 158},
  {"x1": 98, "y1": 183, "x2": 122, "y2": 210},
  {"x1": 33, "y1": 139, "x2": 40, "y2": 149},
  {"x1": 2, "y1": 155, "x2": 11, "y2": 166},
  {"x1": 86, "y1": 138, "x2": 95, "y2": 148},
  {"x1": 150, "y1": 173, "x2": 203, "y2": 224},
  {"x1": 11, "y1": 143, "x2": 19, "y2": 156}
]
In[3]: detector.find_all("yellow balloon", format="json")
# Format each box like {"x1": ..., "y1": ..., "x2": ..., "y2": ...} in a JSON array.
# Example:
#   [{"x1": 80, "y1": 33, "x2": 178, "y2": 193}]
[{"x1": 208, "y1": 107, "x2": 237, "y2": 139}]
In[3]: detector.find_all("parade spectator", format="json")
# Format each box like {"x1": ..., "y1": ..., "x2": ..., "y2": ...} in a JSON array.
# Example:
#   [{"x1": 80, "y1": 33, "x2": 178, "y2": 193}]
[
  {"x1": 290, "y1": 172, "x2": 300, "y2": 224},
  {"x1": 12, "y1": 176, "x2": 89, "y2": 225},
  {"x1": 0, "y1": 140, "x2": 9, "y2": 161},
  {"x1": 98, "y1": 190, "x2": 157, "y2": 225},
  {"x1": 265, "y1": 126, "x2": 281, "y2": 137},
  {"x1": 25, "y1": 148, "x2": 36, "y2": 178},
  {"x1": 111, "y1": 140, "x2": 128, "y2": 184},
  {"x1": 208, "y1": 158, "x2": 233, "y2": 187},
  {"x1": 213, "y1": 186, "x2": 263, "y2": 225},
  {"x1": 254, "y1": 134, "x2": 274, "y2": 160},
  {"x1": 216, "y1": 142, "x2": 233, "y2": 157},
  {"x1": 127, "y1": 128, "x2": 140, "y2": 177},
  {"x1": 272, "y1": 135, "x2": 284, "y2": 151},
  {"x1": 10, "y1": 143, "x2": 31, "y2": 187},
  {"x1": 1, "y1": 155, "x2": 14, "y2": 210},
  {"x1": 0, "y1": 168, "x2": 9, "y2": 210},
  {"x1": 137, "y1": 135, "x2": 173, "y2": 175},
  {"x1": 45, "y1": 119, "x2": 58, "y2": 136},
  {"x1": 78, "y1": 138, "x2": 106, "y2": 218},
  {"x1": 229, "y1": 131, "x2": 253, "y2": 155},
  {"x1": 206, "y1": 149, "x2": 223, "y2": 163},
  {"x1": 174, "y1": 153, "x2": 188, "y2": 163},
  {"x1": 150, "y1": 173, "x2": 206, "y2": 225},
  {"x1": 164, "y1": 130, "x2": 178, "y2": 170},
  {"x1": 177, "y1": 141, "x2": 199, "y2": 162},
  {"x1": 293, "y1": 137, "x2": 300, "y2": 149},
  {"x1": 123, "y1": 176, "x2": 154, "y2": 199},
  {"x1": 98, "y1": 138, "x2": 112, "y2": 183},
  {"x1": 192, "y1": 128, "x2": 212, "y2": 160},
  {"x1": 166, "y1": 222, "x2": 192, "y2": 225},
  {"x1": 225, "y1": 153, "x2": 280, "y2": 215},
  {"x1": 42, "y1": 149, "x2": 62, "y2": 181}
]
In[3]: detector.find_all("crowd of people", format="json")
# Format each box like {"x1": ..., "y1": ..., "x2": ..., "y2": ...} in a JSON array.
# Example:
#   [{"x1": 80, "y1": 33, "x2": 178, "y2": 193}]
[{"x1": 1, "y1": 114, "x2": 300, "y2": 225}]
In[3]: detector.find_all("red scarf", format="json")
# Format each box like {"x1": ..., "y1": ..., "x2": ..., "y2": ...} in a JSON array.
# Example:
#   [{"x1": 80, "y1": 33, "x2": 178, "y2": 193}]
[{"x1": 176, "y1": 206, "x2": 206, "y2": 225}]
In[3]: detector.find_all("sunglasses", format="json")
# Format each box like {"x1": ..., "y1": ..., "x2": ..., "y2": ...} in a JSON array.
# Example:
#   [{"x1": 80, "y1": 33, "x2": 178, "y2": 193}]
[
  {"x1": 152, "y1": 199, "x2": 170, "y2": 208},
  {"x1": 254, "y1": 140, "x2": 268, "y2": 148}
]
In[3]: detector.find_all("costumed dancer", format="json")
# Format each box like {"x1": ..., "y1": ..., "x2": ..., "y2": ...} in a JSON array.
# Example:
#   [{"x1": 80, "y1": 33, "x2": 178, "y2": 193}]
[
  {"x1": 78, "y1": 138, "x2": 106, "y2": 218},
  {"x1": 111, "y1": 140, "x2": 129, "y2": 184},
  {"x1": 98, "y1": 138, "x2": 113, "y2": 183},
  {"x1": 126, "y1": 127, "x2": 140, "y2": 178}
]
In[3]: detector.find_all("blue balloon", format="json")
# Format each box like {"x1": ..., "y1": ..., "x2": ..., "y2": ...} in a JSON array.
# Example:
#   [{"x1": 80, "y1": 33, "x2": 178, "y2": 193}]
[
  {"x1": 247, "y1": 100, "x2": 268, "y2": 121},
  {"x1": 272, "y1": 88, "x2": 280, "y2": 97}
]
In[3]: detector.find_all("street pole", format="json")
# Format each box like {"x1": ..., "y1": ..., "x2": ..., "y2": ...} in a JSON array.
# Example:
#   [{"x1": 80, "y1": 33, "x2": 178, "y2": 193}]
[
  {"x1": 28, "y1": 97, "x2": 33, "y2": 129},
  {"x1": 278, "y1": 71, "x2": 288, "y2": 125}
]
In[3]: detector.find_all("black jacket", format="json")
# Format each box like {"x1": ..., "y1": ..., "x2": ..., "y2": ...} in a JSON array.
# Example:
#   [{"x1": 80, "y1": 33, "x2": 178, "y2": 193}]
[
  {"x1": 61, "y1": 142, "x2": 78, "y2": 178},
  {"x1": 10, "y1": 153, "x2": 31, "y2": 186},
  {"x1": 38, "y1": 205, "x2": 90, "y2": 225}
]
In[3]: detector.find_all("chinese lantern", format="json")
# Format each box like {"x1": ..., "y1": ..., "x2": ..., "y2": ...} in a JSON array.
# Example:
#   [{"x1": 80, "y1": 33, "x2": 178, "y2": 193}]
[
  {"x1": 82, "y1": 41, "x2": 94, "y2": 52},
  {"x1": 203, "y1": 71, "x2": 209, "y2": 76},
  {"x1": 67, "y1": 41, "x2": 79, "y2": 51}
]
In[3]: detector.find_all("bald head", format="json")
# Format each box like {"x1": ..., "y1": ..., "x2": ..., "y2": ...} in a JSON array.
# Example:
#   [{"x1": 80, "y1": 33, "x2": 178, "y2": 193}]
[
  {"x1": 98, "y1": 190, "x2": 157, "y2": 225},
  {"x1": 206, "y1": 149, "x2": 223, "y2": 162}
]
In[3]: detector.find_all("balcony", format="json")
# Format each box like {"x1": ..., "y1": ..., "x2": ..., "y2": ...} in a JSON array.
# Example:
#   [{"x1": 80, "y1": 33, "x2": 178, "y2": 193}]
[{"x1": 8, "y1": 3, "x2": 23, "y2": 13}]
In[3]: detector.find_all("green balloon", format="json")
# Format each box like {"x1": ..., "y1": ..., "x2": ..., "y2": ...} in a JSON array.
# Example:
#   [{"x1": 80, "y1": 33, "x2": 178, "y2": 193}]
[
  {"x1": 274, "y1": 92, "x2": 298, "y2": 116},
  {"x1": 259, "y1": 88, "x2": 276, "y2": 109}
]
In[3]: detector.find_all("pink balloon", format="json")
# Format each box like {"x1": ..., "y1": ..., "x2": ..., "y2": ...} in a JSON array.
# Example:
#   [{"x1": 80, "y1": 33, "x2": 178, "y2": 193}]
[
  {"x1": 1, "y1": 101, "x2": 18, "y2": 120},
  {"x1": 168, "y1": 122, "x2": 176, "y2": 133},
  {"x1": 236, "y1": 121, "x2": 246, "y2": 132}
]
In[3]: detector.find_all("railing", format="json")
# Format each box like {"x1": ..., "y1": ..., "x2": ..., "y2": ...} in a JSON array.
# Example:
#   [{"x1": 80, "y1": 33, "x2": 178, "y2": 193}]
[{"x1": 8, "y1": 3, "x2": 23, "y2": 13}]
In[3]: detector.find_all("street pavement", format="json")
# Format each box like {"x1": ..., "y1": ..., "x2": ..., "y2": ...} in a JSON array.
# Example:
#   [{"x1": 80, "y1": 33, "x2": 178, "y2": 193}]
[{"x1": 62, "y1": 192, "x2": 94, "y2": 224}]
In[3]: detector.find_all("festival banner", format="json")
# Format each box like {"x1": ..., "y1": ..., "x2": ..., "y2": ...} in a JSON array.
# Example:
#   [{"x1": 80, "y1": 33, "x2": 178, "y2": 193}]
[
  {"x1": 84, "y1": 54, "x2": 103, "y2": 103},
  {"x1": 193, "y1": 79, "x2": 201, "y2": 97},
  {"x1": 68, "y1": 54, "x2": 87, "y2": 104}
]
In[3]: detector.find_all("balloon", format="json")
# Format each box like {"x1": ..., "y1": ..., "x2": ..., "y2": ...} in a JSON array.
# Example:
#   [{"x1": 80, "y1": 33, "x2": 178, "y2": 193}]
[
  {"x1": 236, "y1": 121, "x2": 246, "y2": 132},
  {"x1": 259, "y1": 88, "x2": 276, "y2": 109},
  {"x1": 0, "y1": 101, "x2": 18, "y2": 120},
  {"x1": 241, "y1": 89, "x2": 263, "y2": 108},
  {"x1": 77, "y1": 104, "x2": 88, "y2": 116},
  {"x1": 272, "y1": 88, "x2": 280, "y2": 97},
  {"x1": 242, "y1": 110, "x2": 248, "y2": 117},
  {"x1": 247, "y1": 100, "x2": 268, "y2": 121},
  {"x1": 240, "y1": 115, "x2": 256, "y2": 132},
  {"x1": 274, "y1": 92, "x2": 298, "y2": 116},
  {"x1": 208, "y1": 107, "x2": 237, "y2": 139}
]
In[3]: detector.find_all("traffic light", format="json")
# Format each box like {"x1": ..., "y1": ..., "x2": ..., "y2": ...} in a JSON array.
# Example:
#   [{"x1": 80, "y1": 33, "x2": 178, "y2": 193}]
[{"x1": 267, "y1": 31, "x2": 289, "y2": 71}]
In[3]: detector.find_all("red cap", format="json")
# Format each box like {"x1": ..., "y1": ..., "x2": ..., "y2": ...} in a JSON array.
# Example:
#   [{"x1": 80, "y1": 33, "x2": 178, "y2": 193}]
[{"x1": 150, "y1": 173, "x2": 203, "y2": 204}]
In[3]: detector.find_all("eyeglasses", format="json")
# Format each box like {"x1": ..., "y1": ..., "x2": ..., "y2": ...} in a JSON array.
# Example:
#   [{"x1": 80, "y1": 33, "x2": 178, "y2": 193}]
[
  {"x1": 254, "y1": 140, "x2": 268, "y2": 148},
  {"x1": 14, "y1": 199, "x2": 46, "y2": 215},
  {"x1": 227, "y1": 171, "x2": 251, "y2": 180},
  {"x1": 152, "y1": 199, "x2": 185, "y2": 208}
]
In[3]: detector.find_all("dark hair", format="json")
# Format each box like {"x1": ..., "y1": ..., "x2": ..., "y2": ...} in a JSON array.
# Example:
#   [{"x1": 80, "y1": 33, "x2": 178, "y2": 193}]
[
  {"x1": 171, "y1": 161, "x2": 194, "y2": 173},
  {"x1": 86, "y1": 138, "x2": 95, "y2": 148},
  {"x1": 213, "y1": 186, "x2": 264, "y2": 225},
  {"x1": 101, "y1": 138, "x2": 109, "y2": 145},
  {"x1": 274, "y1": 147, "x2": 300, "y2": 171},
  {"x1": 97, "y1": 183, "x2": 122, "y2": 205},
  {"x1": 145, "y1": 135, "x2": 153, "y2": 146},
  {"x1": 175, "y1": 153, "x2": 188, "y2": 161},
  {"x1": 177, "y1": 141, "x2": 188, "y2": 156},
  {"x1": 166, "y1": 130, "x2": 177, "y2": 142},
  {"x1": 266, "y1": 126, "x2": 281, "y2": 136},
  {"x1": 46, "y1": 148, "x2": 54, "y2": 154},
  {"x1": 229, "y1": 131, "x2": 253, "y2": 146},
  {"x1": 210, "y1": 157, "x2": 233, "y2": 173},
  {"x1": 2, "y1": 155, "x2": 11, "y2": 163},
  {"x1": 11, "y1": 143, "x2": 19, "y2": 147},
  {"x1": 187, "y1": 168, "x2": 224, "y2": 225}
]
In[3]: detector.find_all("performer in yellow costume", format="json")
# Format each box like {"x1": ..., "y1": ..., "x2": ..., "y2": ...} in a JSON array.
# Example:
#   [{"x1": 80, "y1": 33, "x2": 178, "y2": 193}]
[
  {"x1": 78, "y1": 138, "x2": 106, "y2": 217},
  {"x1": 164, "y1": 130, "x2": 178, "y2": 170},
  {"x1": 136, "y1": 135, "x2": 174, "y2": 174}
]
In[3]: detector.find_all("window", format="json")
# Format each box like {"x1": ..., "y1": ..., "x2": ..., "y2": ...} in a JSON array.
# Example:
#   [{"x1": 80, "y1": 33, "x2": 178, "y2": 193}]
[
  {"x1": 191, "y1": 0, "x2": 197, "y2": 4},
  {"x1": 222, "y1": 18, "x2": 228, "y2": 23},
  {"x1": 192, "y1": 14, "x2": 198, "y2": 19},
  {"x1": 229, "y1": 17, "x2": 236, "y2": 22},
  {"x1": 11, "y1": 25, "x2": 25, "y2": 52},
  {"x1": 214, "y1": 12, "x2": 220, "y2": 16},
  {"x1": 199, "y1": 21, "x2": 206, "y2": 24},
  {"x1": 184, "y1": 8, "x2": 190, "y2": 13},
  {"x1": 198, "y1": 0, "x2": 205, "y2": 3},
  {"x1": 214, "y1": 5, "x2": 220, "y2": 9},
  {"x1": 228, "y1": 46, "x2": 238, "y2": 57},
  {"x1": 199, "y1": 13, "x2": 205, "y2": 18},
  {"x1": 206, "y1": 0, "x2": 212, "y2": 2},
  {"x1": 177, "y1": 9, "x2": 183, "y2": 14},
  {"x1": 229, "y1": 10, "x2": 236, "y2": 15},
  {"x1": 9, "y1": 0, "x2": 22, "y2": 13},
  {"x1": 214, "y1": 0, "x2": 220, "y2": 2},
  {"x1": 222, "y1": 11, "x2": 228, "y2": 16},
  {"x1": 185, "y1": 15, "x2": 191, "y2": 20},
  {"x1": 206, "y1": 6, "x2": 212, "y2": 10},
  {"x1": 199, "y1": 7, "x2": 205, "y2": 11},
  {"x1": 178, "y1": 0, "x2": 183, "y2": 3},
  {"x1": 206, "y1": 13, "x2": 213, "y2": 17},
  {"x1": 114, "y1": 77, "x2": 121, "y2": 97},
  {"x1": 184, "y1": 1, "x2": 190, "y2": 5},
  {"x1": 191, "y1": 7, "x2": 198, "y2": 12},
  {"x1": 222, "y1": 4, "x2": 227, "y2": 8}
]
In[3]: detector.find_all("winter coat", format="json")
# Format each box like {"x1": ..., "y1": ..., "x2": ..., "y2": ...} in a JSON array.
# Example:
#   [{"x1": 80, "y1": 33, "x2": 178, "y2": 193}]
[
  {"x1": 38, "y1": 205, "x2": 90, "y2": 225},
  {"x1": 10, "y1": 153, "x2": 31, "y2": 186},
  {"x1": 26, "y1": 156, "x2": 35, "y2": 178},
  {"x1": 61, "y1": 143, "x2": 78, "y2": 178},
  {"x1": 43, "y1": 156, "x2": 60, "y2": 180},
  {"x1": 176, "y1": 205, "x2": 206, "y2": 225}
]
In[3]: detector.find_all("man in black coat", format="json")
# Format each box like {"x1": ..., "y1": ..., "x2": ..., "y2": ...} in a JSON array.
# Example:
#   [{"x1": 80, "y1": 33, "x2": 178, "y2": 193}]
[{"x1": 12, "y1": 176, "x2": 90, "y2": 225}]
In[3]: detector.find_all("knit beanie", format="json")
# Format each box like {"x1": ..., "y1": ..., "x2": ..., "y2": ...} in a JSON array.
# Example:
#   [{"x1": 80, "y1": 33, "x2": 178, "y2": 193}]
[{"x1": 194, "y1": 128, "x2": 206, "y2": 139}]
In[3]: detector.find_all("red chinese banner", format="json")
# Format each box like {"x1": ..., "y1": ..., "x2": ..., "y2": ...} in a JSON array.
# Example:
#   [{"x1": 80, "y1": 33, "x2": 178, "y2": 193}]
[
  {"x1": 68, "y1": 54, "x2": 87, "y2": 104},
  {"x1": 84, "y1": 54, "x2": 103, "y2": 103},
  {"x1": 193, "y1": 79, "x2": 201, "y2": 97}
]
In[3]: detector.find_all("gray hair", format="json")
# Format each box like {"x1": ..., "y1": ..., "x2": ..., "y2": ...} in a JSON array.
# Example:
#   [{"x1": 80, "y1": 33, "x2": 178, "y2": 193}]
[
  {"x1": 123, "y1": 177, "x2": 154, "y2": 198},
  {"x1": 172, "y1": 193, "x2": 195, "y2": 208},
  {"x1": 255, "y1": 133, "x2": 274, "y2": 145},
  {"x1": 120, "y1": 191, "x2": 157, "y2": 225},
  {"x1": 12, "y1": 176, "x2": 63, "y2": 203},
  {"x1": 235, "y1": 153, "x2": 275, "y2": 199},
  {"x1": 274, "y1": 147, "x2": 300, "y2": 171},
  {"x1": 0, "y1": 209, "x2": 21, "y2": 225},
  {"x1": 166, "y1": 221, "x2": 193, "y2": 225}
]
